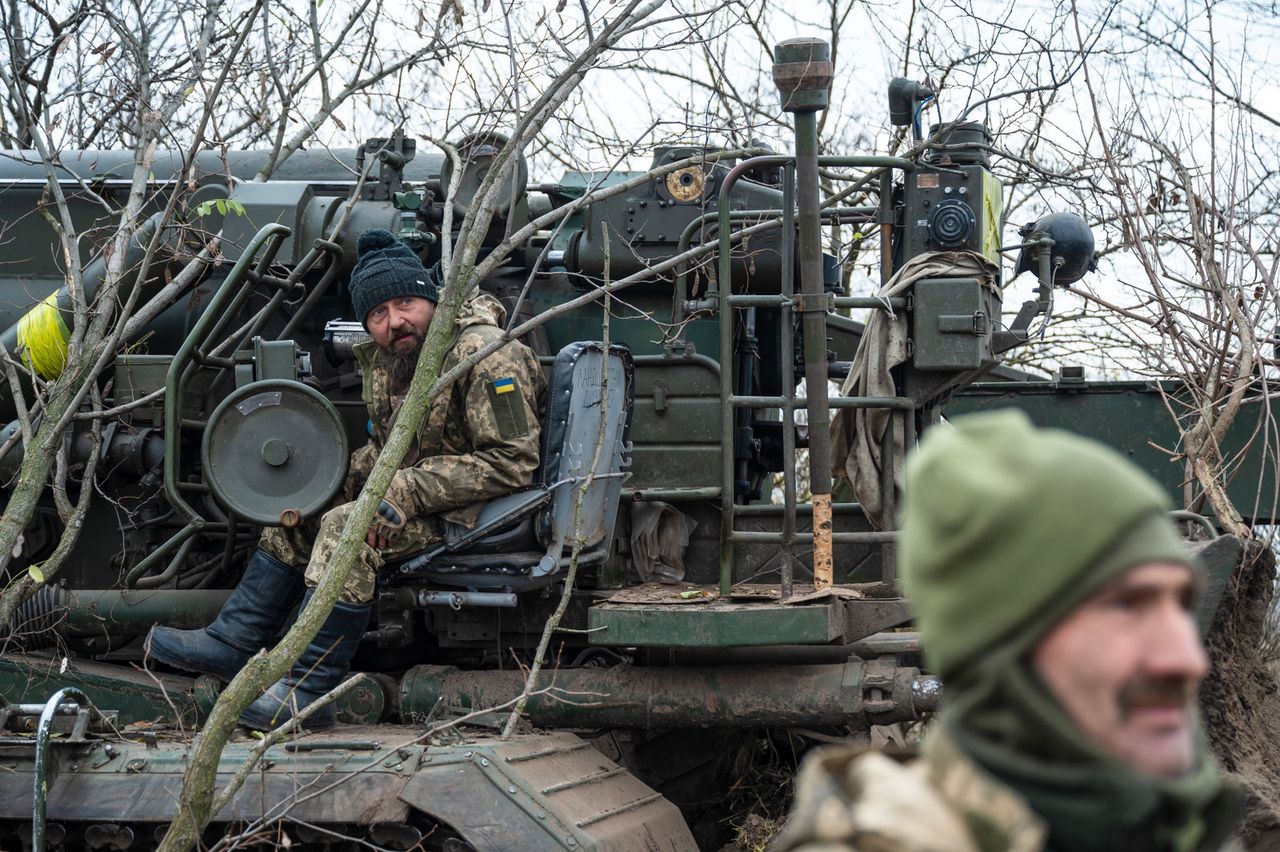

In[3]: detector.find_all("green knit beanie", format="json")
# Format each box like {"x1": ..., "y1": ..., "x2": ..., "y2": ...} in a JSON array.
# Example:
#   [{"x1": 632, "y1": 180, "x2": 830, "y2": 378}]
[
  {"x1": 349, "y1": 229, "x2": 439, "y2": 328},
  {"x1": 901, "y1": 409, "x2": 1195, "y2": 681}
]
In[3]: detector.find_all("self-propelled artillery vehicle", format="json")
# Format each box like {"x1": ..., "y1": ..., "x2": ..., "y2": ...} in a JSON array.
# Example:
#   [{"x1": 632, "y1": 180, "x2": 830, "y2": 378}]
[{"x1": 0, "y1": 39, "x2": 1261, "y2": 851}]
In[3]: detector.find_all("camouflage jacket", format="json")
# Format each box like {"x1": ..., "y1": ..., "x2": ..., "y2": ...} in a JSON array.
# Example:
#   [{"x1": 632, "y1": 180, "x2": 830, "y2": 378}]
[
  {"x1": 346, "y1": 292, "x2": 546, "y2": 529},
  {"x1": 770, "y1": 728, "x2": 1047, "y2": 852}
]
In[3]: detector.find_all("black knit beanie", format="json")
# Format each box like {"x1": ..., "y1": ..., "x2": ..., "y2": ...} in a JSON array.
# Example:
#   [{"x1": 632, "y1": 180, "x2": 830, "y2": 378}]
[{"x1": 349, "y1": 229, "x2": 439, "y2": 327}]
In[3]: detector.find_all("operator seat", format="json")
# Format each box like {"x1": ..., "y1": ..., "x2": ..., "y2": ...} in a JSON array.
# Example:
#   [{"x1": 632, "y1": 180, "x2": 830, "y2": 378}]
[{"x1": 386, "y1": 341, "x2": 634, "y2": 592}]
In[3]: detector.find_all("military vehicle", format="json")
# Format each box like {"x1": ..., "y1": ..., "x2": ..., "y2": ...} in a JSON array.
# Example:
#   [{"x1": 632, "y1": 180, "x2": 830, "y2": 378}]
[{"x1": 0, "y1": 38, "x2": 1262, "y2": 851}]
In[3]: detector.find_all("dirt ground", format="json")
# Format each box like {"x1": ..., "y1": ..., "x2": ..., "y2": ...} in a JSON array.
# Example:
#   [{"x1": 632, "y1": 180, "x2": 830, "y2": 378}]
[{"x1": 1202, "y1": 541, "x2": 1280, "y2": 850}]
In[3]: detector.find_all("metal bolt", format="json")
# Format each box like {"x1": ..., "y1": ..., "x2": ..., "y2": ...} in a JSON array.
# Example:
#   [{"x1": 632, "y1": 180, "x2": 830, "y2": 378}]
[
  {"x1": 567, "y1": 838, "x2": 577, "y2": 847},
  {"x1": 943, "y1": 186, "x2": 953, "y2": 194},
  {"x1": 463, "y1": 751, "x2": 473, "y2": 758},
  {"x1": 479, "y1": 757, "x2": 490, "y2": 767},
  {"x1": 508, "y1": 786, "x2": 517, "y2": 794}
]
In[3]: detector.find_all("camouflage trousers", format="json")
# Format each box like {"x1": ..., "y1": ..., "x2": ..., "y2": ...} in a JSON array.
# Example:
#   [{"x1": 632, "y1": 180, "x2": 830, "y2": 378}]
[{"x1": 259, "y1": 500, "x2": 441, "y2": 604}]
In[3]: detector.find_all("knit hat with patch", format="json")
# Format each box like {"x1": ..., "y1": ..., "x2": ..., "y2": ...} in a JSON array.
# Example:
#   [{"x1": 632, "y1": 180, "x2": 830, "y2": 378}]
[
  {"x1": 901, "y1": 409, "x2": 1195, "y2": 682},
  {"x1": 349, "y1": 229, "x2": 439, "y2": 327}
]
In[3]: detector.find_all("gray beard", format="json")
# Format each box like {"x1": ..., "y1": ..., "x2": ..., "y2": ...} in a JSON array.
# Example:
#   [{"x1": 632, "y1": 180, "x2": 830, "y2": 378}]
[{"x1": 385, "y1": 343, "x2": 421, "y2": 393}]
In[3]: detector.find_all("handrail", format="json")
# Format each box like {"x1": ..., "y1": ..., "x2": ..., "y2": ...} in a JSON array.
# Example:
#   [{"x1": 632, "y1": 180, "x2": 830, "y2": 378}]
[
  {"x1": 33, "y1": 688, "x2": 101, "y2": 852},
  {"x1": 715, "y1": 152, "x2": 916, "y2": 598}
]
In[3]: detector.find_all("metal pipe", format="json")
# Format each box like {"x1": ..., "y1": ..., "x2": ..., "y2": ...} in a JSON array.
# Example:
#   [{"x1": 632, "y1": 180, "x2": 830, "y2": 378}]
[
  {"x1": 277, "y1": 239, "x2": 345, "y2": 341},
  {"x1": 729, "y1": 530, "x2": 897, "y2": 544},
  {"x1": 34, "y1": 688, "x2": 95, "y2": 852},
  {"x1": 124, "y1": 521, "x2": 200, "y2": 588},
  {"x1": 789, "y1": 67, "x2": 834, "y2": 591},
  {"x1": 780, "y1": 164, "x2": 797, "y2": 600},
  {"x1": 729, "y1": 394, "x2": 915, "y2": 410},
  {"x1": 132, "y1": 532, "x2": 198, "y2": 590},
  {"x1": 1170, "y1": 510, "x2": 1219, "y2": 539},
  {"x1": 626, "y1": 487, "x2": 722, "y2": 502},
  {"x1": 648, "y1": 633, "x2": 922, "y2": 665},
  {"x1": 880, "y1": 412, "x2": 898, "y2": 583},
  {"x1": 879, "y1": 170, "x2": 893, "y2": 284},
  {"x1": 726, "y1": 294, "x2": 907, "y2": 309},
  {"x1": 400, "y1": 662, "x2": 931, "y2": 729},
  {"x1": 733, "y1": 306, "x2": 759, "y2": 499},
  {"x1": 417, "y1": 590, "x2": 517, "y2": 608},
  {"x1": 734, "y1": 501, "x2": 863, "y2": 516},
  {"x1": 7, "y1": 588, "x2": 232, "y2": 641}
]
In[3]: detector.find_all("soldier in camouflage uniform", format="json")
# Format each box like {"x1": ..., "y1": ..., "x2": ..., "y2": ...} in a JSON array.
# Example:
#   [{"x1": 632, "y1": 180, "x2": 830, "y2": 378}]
[
  {"x1": 259, "y1": 268, "x2": 544, "y2": 604},
  {"x1": 147, "y1": 228, "x2": 545, "y2": 730},
  {"x1": 773, "y1": 411, "x2": 1242, "y2": 852}
]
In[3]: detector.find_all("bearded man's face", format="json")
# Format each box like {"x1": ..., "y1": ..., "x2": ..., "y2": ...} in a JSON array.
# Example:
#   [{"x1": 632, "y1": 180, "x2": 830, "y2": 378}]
[{"x1": 365, "y1": 295, "x2": 436, "y2": 387}]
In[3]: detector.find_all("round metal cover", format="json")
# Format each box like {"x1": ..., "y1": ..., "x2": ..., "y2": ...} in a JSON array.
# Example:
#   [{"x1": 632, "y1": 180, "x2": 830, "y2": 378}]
[
  {"x1": 664, "y1": 166, "x2": 707, "y2": 202},
  {"x1": 201, "y1": 379, "x2": 349, "y2": 526}
]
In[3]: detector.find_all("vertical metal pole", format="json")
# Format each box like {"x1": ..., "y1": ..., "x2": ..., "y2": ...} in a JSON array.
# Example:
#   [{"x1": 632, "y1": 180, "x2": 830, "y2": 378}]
[
  {"x1": 879, "y1": 170, "x2": 894, "y2": 285},
  {"x1": 879, "y1": 412, "x2": 897, "y2": 585},
  {"x1": 774, "y1": 39, "x2": 835, "y2": 590},
  {"x1": 780, "y1": 165, "x2": 797, "y2": 599},
  {"x1": 795, "y1": 109, "x2": 834, "y2": 590},
  {"x1": 718, "y1": 171, "x2": 737, "y2": 598}
]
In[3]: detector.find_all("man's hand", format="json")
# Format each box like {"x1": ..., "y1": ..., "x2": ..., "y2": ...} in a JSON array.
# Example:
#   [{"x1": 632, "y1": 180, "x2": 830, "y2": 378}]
[{"x1": 367, "y1": 498, "x2": 407, "y2": 550}]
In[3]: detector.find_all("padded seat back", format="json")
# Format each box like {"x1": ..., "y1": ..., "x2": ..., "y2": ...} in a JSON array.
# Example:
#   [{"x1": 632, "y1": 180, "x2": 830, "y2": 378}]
[{"x1": 535, "y1": 341, "x2": 634, "y2": 552}]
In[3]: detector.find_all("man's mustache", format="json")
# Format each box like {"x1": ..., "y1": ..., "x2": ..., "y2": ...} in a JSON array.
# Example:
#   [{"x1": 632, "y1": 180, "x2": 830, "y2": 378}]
[
  {"x1": 1118, "y1": 676, "x2": 1198, "y2": 720},
  {"x1": 390, "y1": 329, "x2": 424, "y2": 346}
]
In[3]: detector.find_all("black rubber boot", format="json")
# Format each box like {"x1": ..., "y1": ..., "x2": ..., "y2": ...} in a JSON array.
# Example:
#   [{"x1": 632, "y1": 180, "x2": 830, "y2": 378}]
[
  {"x1": 239, "y1": 589, "x2": 371, "y2": 731},
  {"x1": 145, "y1": 550, "x2": 305, "y2": 681}
]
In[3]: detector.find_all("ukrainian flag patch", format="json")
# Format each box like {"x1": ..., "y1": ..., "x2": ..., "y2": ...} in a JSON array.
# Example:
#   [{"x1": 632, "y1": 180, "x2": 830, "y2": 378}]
[{"x1": 486, "y1": 376, "x2": 528, "y2": 439}]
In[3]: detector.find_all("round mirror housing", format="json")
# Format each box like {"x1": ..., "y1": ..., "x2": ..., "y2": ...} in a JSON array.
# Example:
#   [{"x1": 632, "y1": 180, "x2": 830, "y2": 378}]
[{"x1": 1016, "y1": 211, "x2": 1097, "y2": 286}]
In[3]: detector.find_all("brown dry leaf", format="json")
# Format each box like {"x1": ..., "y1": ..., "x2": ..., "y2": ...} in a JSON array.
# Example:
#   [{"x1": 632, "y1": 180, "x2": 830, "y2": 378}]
[{"x1": 439, "y1": 0, "x2": 464, "y2": 25}]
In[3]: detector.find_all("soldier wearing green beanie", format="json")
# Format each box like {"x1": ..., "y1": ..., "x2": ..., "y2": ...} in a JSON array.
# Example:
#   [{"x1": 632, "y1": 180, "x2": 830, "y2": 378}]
[{"x1": 774, "y1": 410, "x2": 1242, "y2": 851}]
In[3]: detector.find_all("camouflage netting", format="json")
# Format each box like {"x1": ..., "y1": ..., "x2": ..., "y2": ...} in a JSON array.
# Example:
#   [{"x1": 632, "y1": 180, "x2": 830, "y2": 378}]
[{"x1": 1202, "y1": 541, "x2": 1280, "y2": 851}]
